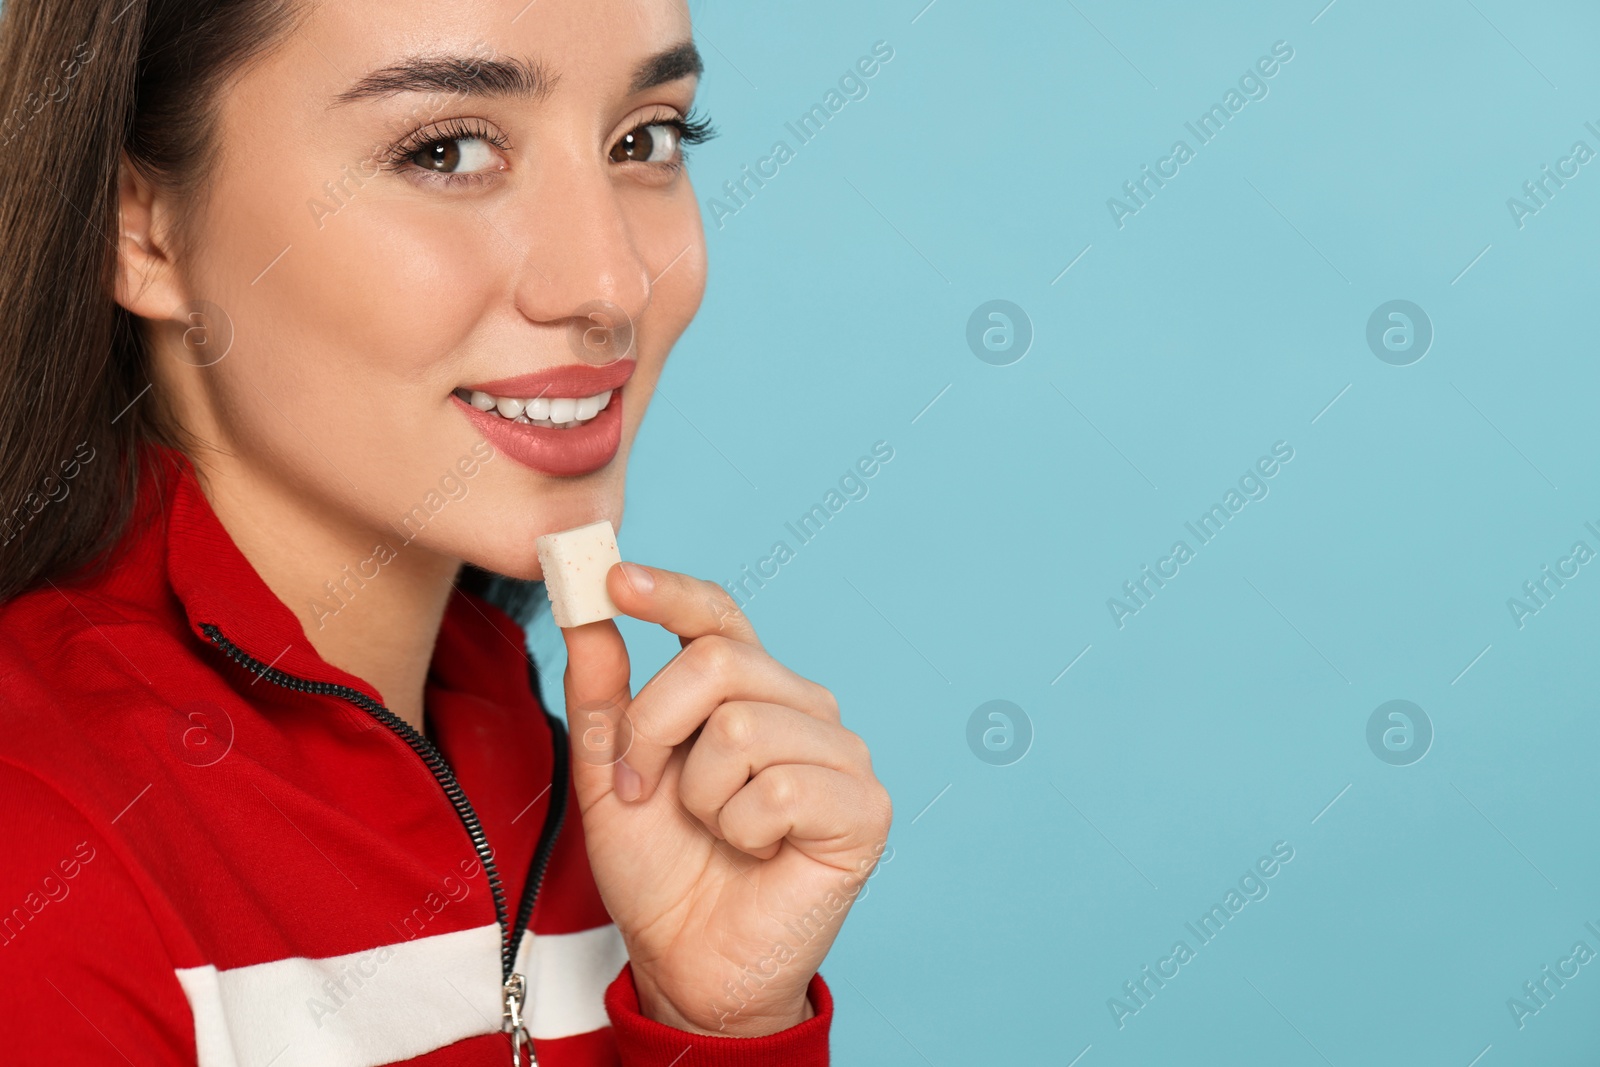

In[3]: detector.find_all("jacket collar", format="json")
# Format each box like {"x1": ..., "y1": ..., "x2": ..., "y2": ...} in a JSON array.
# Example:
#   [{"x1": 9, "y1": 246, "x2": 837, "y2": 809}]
[{"x1": 128, "y1": 440, "x2": 526, "y2": 710}]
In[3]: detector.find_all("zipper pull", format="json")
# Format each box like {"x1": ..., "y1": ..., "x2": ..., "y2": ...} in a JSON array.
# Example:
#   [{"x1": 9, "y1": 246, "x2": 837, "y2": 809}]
[{"x1": 502, "y1": 972, "x2": 535, "y2": 1067}]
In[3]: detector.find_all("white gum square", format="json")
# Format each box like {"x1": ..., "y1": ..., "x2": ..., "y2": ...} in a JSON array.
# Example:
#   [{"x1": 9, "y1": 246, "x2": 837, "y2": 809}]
[{"x1": 535, "y1": 520, "x2": 622, "y2": 627}]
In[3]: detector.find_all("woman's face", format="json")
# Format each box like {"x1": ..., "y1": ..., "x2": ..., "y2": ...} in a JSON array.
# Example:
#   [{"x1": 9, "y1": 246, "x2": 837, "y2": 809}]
[{"x1": 145, "y1": 0, "x2": 706, "y2": 580}]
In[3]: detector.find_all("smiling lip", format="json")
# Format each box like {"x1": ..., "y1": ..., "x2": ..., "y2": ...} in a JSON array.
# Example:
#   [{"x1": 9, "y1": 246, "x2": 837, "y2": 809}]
[
  {"x1": 465, "y1": 358, "x2": 636, "y2": 400},
  {"x1": 453, "y1": 358, "x2": 635, "y2": 478}
]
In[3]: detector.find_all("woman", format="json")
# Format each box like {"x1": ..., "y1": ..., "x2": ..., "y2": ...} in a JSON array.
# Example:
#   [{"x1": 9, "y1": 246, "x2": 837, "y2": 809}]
[{"x1": 0, "y1": 1, "x2": 892, "y2": 1063}]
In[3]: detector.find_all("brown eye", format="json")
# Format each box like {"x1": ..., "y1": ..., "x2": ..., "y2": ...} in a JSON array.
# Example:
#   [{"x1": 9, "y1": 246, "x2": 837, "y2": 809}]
[
  {"x1": 610, "y1": 123, "x2": 680, "y2": 164},
  {"x1": 417, "y1": 140, "x2": 459, "y2": 171},
  {"x1": 411, "y1": 136, "x2": 496, "y2": 174}
]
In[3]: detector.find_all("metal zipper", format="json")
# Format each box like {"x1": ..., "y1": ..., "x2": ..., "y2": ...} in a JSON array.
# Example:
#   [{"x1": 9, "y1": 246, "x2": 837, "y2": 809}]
[{"x1": 201, "y1": 623, "x2": 568, "y2": 1065}]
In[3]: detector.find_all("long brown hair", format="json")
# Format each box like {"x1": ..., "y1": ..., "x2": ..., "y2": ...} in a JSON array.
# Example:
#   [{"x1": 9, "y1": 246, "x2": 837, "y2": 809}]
[
  {"x1": 0, "y1": 0, "x2": 303, "y2": 597},
  {"x1": 0, "y1": 0, "x2": 544, "y2": 628}
]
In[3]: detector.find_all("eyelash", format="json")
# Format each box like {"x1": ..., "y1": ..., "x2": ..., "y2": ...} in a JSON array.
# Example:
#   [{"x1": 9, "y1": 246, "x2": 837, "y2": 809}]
[
  {"x1": 379, "y1": 116, "x2": 509, "y2": 186},
  {"x1": 380, "y1": 107, "x2": 719, "y2": 189},
  {"x1": 651, "y1": 108, "x2": 718, "y2": 172}
]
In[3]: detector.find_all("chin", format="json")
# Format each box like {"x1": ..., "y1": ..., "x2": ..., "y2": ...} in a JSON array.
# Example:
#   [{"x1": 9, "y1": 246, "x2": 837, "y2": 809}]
[{"x1": 458, "y1": 495, "x2": 625, "y2": 584}]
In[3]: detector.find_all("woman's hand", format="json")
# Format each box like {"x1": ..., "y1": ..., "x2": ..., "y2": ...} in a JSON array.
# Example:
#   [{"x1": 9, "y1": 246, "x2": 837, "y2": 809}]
[{"x1": 558, "y1": 562, "x2": 892, "y2": 1037}]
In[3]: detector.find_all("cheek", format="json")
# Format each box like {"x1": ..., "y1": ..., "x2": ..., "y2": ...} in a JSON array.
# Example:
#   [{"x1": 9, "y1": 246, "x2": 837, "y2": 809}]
[
  {"x1": 206, "y1": 132, "x2": 501, "y2": 402},
  {"x1": 644, "y1": 185, "x2": 708, "y2": 322},
  {"x1": 603, "y1": 183, "x2": 706, "y2": 437},
  {"x1": 189, "y1": 170, "x2": 510, "y2": 503},
  {"x1": 208, "y1": 113, "x2": 447, "y2": 381},
  {"x1": 282, "y1": 199, "x2": 497, "y2": 385},
  {"x1": 629, "y1": 187, "x2": 707, "y2": 361}
]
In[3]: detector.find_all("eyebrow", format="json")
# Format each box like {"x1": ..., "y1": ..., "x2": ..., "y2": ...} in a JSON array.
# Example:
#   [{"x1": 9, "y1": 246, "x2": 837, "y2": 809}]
[
  {"x1": 330, "y1": 40, "x2": 703, "y2": 107},
  {"x1": 628, "y1": 40, "x2": 702, "y2": 94}
]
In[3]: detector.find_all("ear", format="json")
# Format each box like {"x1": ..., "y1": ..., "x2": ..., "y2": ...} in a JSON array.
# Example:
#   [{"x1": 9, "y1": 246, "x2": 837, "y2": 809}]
[{"x1": 114, "y1": 150, "x2": 189, "y2": 320}]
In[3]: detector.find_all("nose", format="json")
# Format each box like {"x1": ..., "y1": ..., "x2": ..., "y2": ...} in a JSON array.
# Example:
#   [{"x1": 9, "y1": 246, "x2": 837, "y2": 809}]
[{"x1": 509, "y1": 155, "x2": 652, "y2": 363}]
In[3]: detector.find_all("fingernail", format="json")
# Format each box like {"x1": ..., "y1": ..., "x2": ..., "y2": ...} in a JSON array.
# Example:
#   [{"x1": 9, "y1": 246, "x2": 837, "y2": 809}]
[
  {"x1": 619, "y1": 562, "x2": 654, "y2": 596},
  {"x1": 614, "y1": 759, "x2": 642, "y2": 802}
]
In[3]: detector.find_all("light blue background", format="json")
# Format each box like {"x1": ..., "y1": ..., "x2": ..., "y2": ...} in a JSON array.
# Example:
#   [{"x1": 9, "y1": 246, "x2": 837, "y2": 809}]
[{"x1": 531, "y1": 2, "x2": 1600, "y2": 1063}]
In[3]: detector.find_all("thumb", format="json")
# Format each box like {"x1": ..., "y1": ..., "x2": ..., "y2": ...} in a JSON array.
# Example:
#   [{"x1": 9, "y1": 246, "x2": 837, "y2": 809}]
[{"x1": 559, "y1": 613, "x2": 636, "y2": 809}]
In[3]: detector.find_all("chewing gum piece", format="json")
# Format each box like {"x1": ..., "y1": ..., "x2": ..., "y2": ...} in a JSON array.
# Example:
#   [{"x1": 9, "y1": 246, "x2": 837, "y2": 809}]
[{"x1": 535, "y1": 520, "x2": 622, "y2": 628}]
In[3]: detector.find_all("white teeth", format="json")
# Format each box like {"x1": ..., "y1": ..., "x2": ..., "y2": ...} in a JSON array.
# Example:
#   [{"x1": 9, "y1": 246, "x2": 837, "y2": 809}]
[{"x1": 464, "y1": 386, "x2": 614, "y2": 428}]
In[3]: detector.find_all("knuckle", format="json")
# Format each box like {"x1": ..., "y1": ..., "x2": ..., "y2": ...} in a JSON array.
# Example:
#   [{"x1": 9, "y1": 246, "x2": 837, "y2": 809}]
[
  {"x1": 701, "y1": 576, "x2": 738, "y2": 607},
  {"x1": 840, "y1": 726, "x2": 872, "y2": 768},
  {"x1": 686, "y1": 634, "x2": 738, "y2": 677},
  {"x1": 871, "y1": 784, "x2": 894, "y2": 830},
  {"x1": 711, "y1": 702, "x2": 760, "y2": 753},
  {"x1": 700, "y1": 582, "x2": 746, "y2": 629},
  {"x1": 816, "y1": 685, "x2": 841, "y2": 721},
  {"x1": 760, "y1": 765, "x2": 802, "y2": 815}
]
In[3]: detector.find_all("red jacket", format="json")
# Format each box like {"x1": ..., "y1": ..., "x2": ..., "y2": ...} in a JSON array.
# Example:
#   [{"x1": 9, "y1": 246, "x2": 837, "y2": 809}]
[{"x1": 0, "y1": 442, "x2": 832, "y2": 1065}]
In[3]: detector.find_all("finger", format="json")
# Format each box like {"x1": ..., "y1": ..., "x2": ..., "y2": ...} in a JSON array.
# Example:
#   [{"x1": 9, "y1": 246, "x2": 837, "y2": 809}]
[
  {"x1": 678, "y1": 702, "x2": 870, "y2": 838},
  {"x1": 557, "y1": 616, "x2": 634, "y2": 810},
  {"x1": 606, "y1": 562, "x2": 762, "y2": 650},
  {"x1": 621, "y1": 636, "x2": 840, "y2": 802},
  {"x1": 717, "y1": 764, "x2": 889, "y2": 863}
]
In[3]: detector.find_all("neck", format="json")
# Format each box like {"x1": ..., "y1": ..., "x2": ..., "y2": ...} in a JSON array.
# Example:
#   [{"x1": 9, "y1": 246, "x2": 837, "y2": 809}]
[{"x1": 192, "y1": 454, "x2": 459, "y2": 735}]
